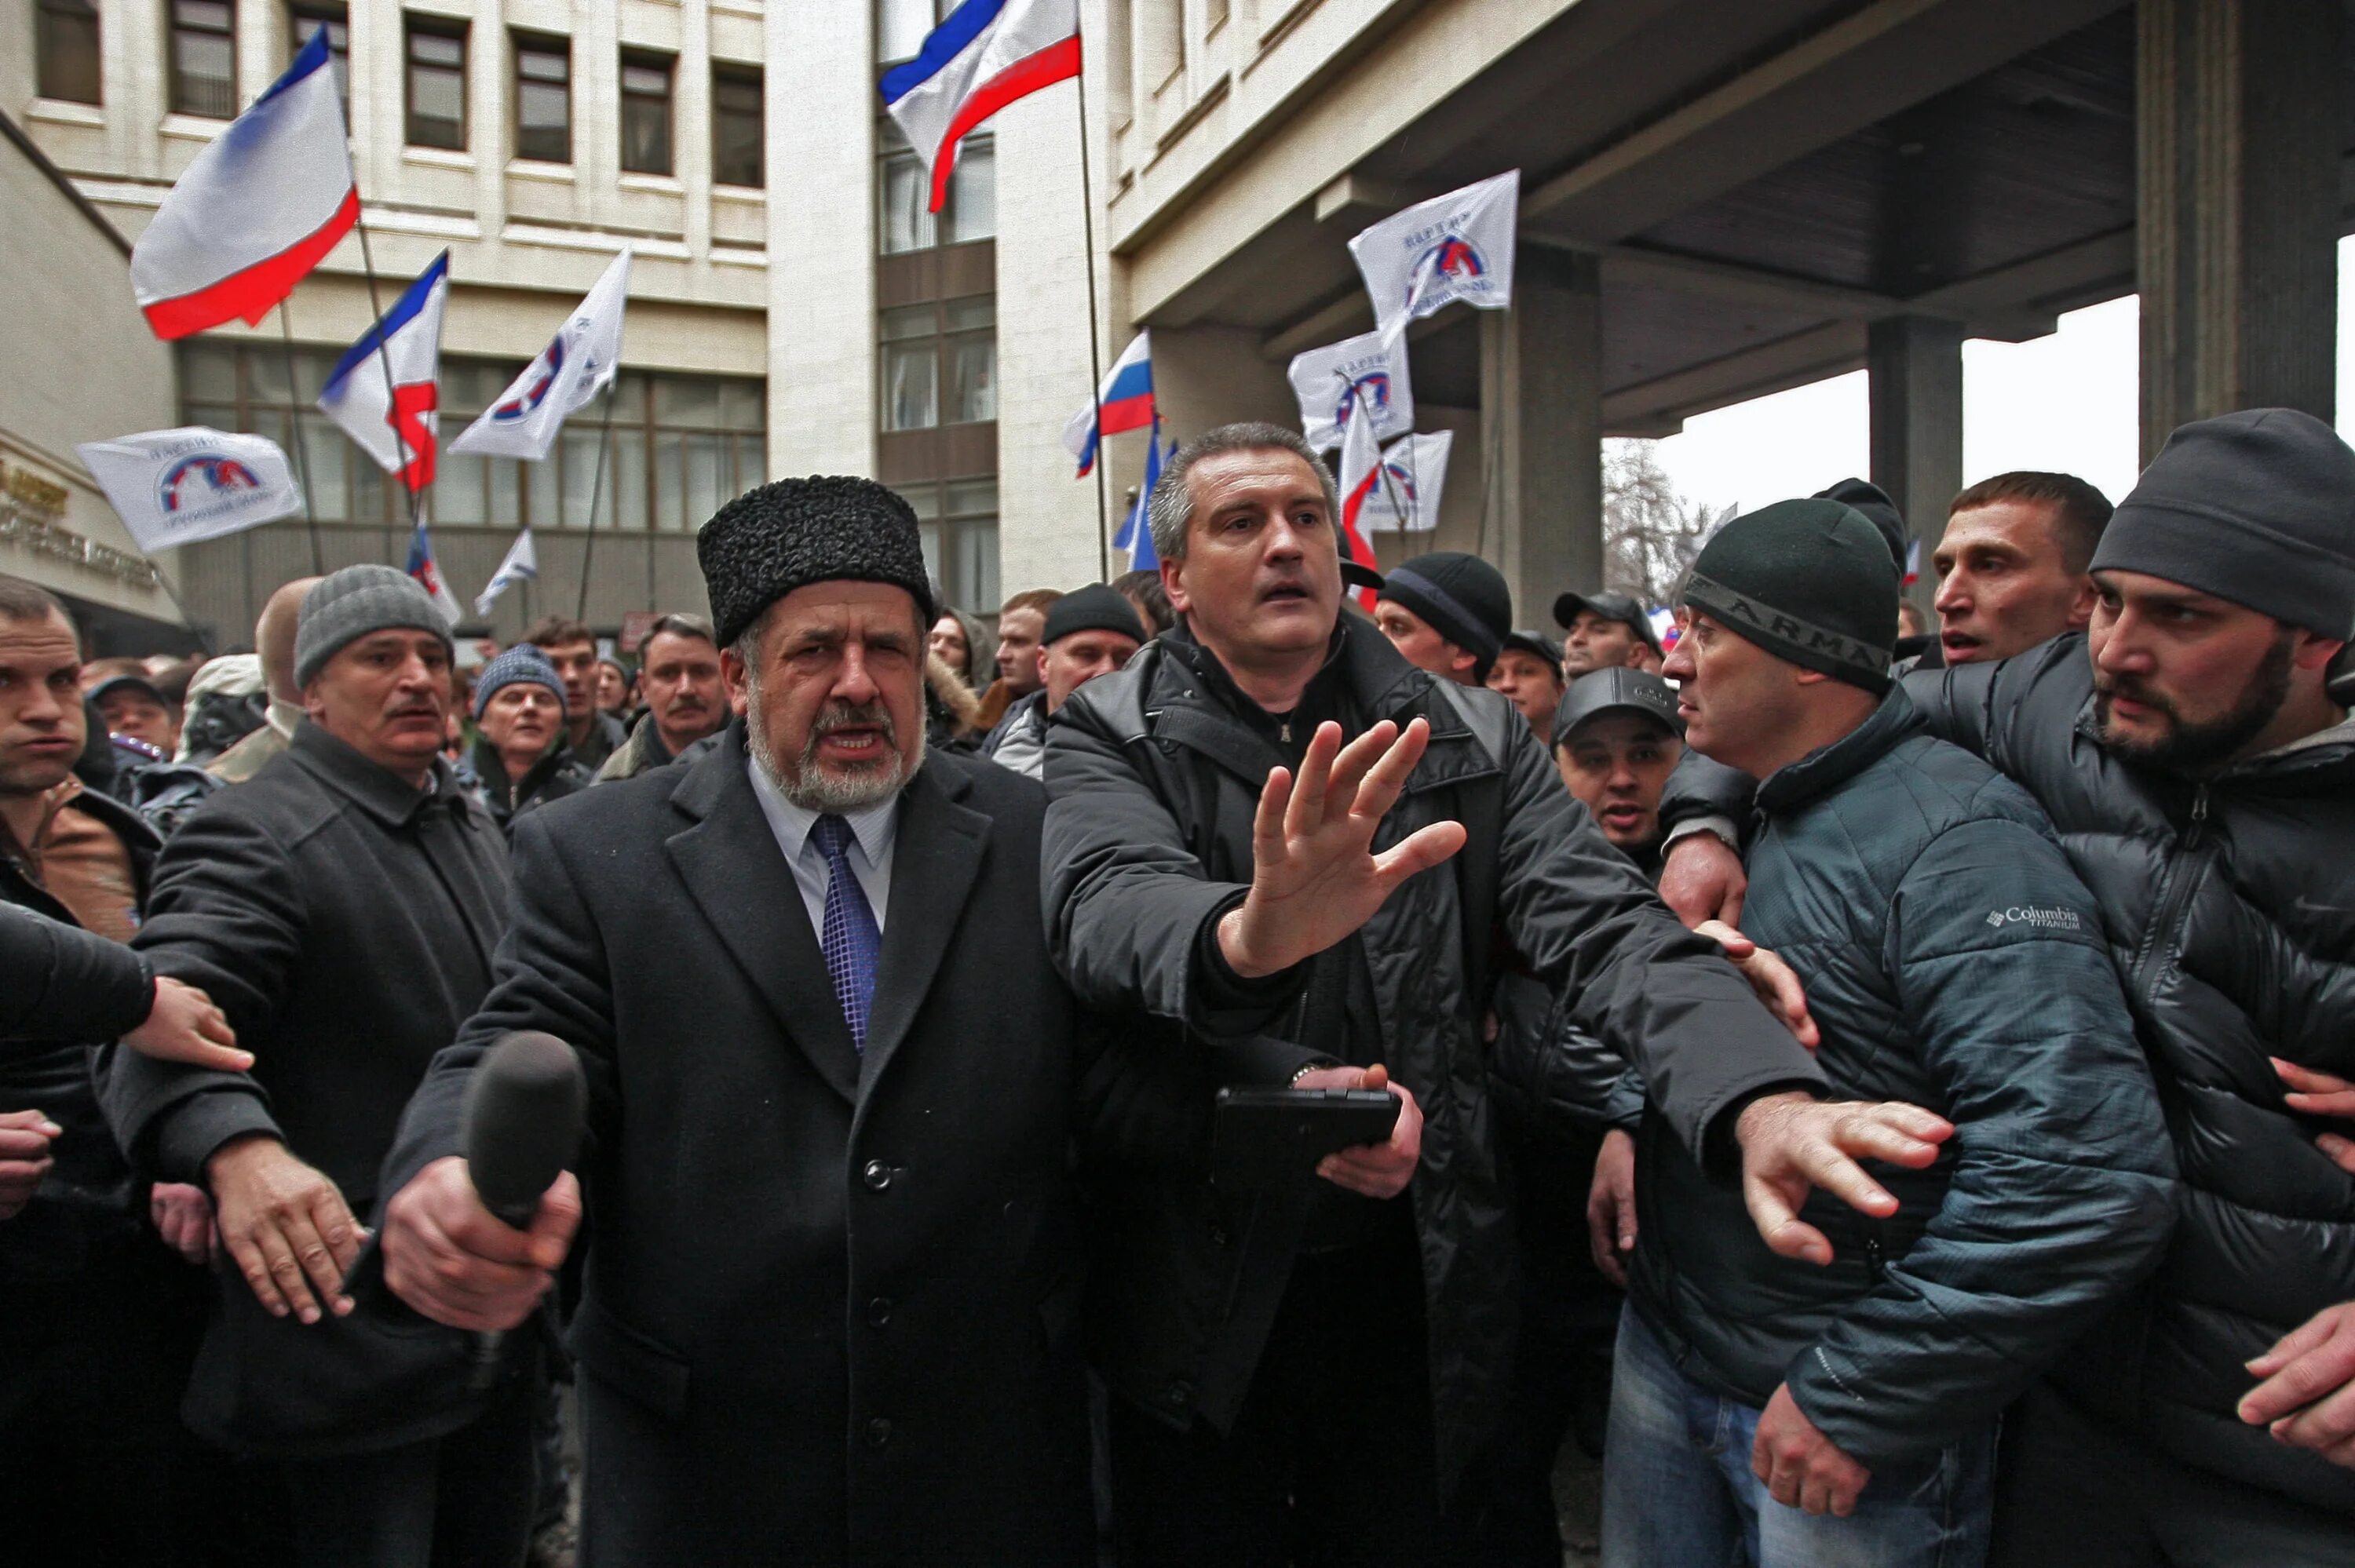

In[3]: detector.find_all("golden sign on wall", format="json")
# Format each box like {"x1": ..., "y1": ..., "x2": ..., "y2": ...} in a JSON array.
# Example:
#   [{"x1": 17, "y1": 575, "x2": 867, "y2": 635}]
[{"x1": 0, "y1": 456, "x2": 162, "y2": 589}]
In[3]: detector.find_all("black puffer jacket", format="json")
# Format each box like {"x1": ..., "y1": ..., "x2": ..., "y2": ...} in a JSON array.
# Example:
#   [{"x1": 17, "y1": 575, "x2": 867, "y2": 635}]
[
  {"x1": 1042, "y1": 619, "x2": 1821, "y2": 1490},
  {"x1": 1663, "y1": 634, "x2": 2355, "y2": 1512}
]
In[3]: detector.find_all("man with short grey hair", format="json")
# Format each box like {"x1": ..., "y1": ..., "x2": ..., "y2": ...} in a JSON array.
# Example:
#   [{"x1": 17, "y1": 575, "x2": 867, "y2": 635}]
[
  {"x1": 376, "y1": 477, "x2": 1111, "y2": 1564},
  {"x1": 1040, "y1": 421, "x2": 1941, "y2": 1561},
  {"x1": 597, "y1": 611, "x2": 730, "y2": 782}
]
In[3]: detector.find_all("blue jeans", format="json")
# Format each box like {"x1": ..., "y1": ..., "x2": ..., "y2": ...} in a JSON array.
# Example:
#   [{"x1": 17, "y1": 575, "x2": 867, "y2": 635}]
[{"x1": 1600, "y1": 1307, "x2": 1995, "y2": 1568}]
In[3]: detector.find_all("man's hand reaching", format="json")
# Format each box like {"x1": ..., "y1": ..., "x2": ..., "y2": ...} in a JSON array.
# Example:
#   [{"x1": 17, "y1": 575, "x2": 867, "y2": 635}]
[
  {"x1": 1696, "y1": 919, "x2": 1818, "y2": 1051},
  {"x1": 1218, "y1": 720, "x2": 1466, "y2": 980},
  {"x1": 125, "y1": 976, "x2": 251, "y2": 1072},
  {"x1": 1733, "y1": 1092, "x2": 1952, "y2": 1264}
]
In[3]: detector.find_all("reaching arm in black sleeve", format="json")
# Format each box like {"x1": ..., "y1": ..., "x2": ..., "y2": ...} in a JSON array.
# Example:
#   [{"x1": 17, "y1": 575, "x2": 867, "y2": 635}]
[
  {"x1": 0, "y1": 901, "x2": 154, "y2": 1050},
  {"x1": 1486, "y1": 719, "x2": 1825, "y2": 1164},
  {"x1": 99, "y1": 803, "x2": 304, "y2": 1182}
]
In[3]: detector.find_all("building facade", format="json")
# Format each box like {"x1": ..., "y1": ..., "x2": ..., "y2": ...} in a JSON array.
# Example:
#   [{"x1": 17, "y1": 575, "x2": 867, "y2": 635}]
[{"x1": 6, "y1": 0, "x2": 1105, "y2": 649}]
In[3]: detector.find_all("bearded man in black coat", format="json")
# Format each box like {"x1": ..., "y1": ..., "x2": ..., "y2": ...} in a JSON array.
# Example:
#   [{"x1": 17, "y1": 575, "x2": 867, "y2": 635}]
[{"x1": 378, "y1": 479, "x2": 1108, "y2": 1567}]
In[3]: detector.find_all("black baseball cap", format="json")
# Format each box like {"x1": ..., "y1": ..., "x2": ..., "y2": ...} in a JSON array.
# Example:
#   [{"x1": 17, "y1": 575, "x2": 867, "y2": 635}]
[
  {"x1": 1499, "y1": 629, "x2": 1563, "y2": 668},
  {"x1": 87, "y1": 673, "x2": 170, "y2": 710},
  {"x1": 1552, "y1": 668, "x2": 1683, "y2": 745},
  {"x1": 1552, "y1": 589, "x2": 1663, "y2": 656}
]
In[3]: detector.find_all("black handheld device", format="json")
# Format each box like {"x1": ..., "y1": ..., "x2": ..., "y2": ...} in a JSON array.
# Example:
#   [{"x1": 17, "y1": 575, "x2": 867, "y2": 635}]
[{"x1": 1211, "y1": 1086, "x2": 1401, "y2": 1190}]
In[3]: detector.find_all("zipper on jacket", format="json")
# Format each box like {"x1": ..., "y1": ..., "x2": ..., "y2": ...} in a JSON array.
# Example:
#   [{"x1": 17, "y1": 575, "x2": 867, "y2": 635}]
[
  {"x1": 1863, "y1": 1230, "x2": 1888, "y2": 1285},
  {"x1": 2127, "y1": 782, "x2": 2211, "y2": 1009}
]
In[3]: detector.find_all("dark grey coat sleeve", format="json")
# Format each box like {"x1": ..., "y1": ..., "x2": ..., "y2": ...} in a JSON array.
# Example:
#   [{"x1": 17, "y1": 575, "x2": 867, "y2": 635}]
[
  {"x1": 1784, "y1": 808, "x2": 2178, "y2": 1464},
  {"x1": 380, "y1": 808, "x2": 614, "y2": 1205},
  {"x1": 100, "y1": 803, "x2": 302, "y2": 1181},
  {"x1": 1484, "y1": 719, "x2": 1824, "y2": 1162},
  {"x1": 0, "y1": 902, "x2": 153, "y2": 1050},
  {"x1": 1656, "y1": 747, "x2": 1758, "y2": 841}
]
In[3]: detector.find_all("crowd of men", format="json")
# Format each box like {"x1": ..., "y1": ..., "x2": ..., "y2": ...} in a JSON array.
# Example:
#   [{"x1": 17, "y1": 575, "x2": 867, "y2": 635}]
[{"x1": 2, "y1": 406, "x2": 2352, "y2": 1568}]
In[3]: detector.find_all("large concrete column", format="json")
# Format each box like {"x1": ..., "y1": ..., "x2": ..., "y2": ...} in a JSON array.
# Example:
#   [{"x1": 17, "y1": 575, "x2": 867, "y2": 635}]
[
  {"x1": 1868, "y1": 315, "x2": 1962, "y2": 611},
  {"x1": 2138, "y1": 0, "x2": 2339, "y2": 463},
  {"x1": 1480, "y1": 249, "x2": 1601, "y2": 625}
]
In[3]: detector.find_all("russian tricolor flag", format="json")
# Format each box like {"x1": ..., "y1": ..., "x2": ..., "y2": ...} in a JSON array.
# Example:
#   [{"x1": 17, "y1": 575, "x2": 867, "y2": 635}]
[
  {"x1": 130, "y1": 30, "x2": 358, "y2": 341},
  {"x1": 1061, "y1": 330, "x2": 1153, "y2": 480},
  {"x1": 881, "y1": 0, "x2": 1081, "y2": 214}
]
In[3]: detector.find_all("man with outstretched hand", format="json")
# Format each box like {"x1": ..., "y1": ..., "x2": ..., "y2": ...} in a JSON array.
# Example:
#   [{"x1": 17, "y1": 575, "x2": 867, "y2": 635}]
[{"x1": 1038, "y1": 421, "x2": 1949, "y2": 1562}]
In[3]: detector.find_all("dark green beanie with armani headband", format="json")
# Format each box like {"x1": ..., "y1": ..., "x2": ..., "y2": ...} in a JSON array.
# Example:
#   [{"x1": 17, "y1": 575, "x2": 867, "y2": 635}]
[{"x1": 1681, "y1": 498, "x2": 1898, "y2": 695}]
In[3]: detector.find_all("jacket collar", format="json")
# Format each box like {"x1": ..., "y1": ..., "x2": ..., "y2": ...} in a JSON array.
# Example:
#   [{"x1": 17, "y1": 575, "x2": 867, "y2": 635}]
[
  {"x1": 289, "y1": 720, "x2": 466, "y2": 828},
  {"x1": 1151, "y1": 616, "x2": 1483, "y2": 789},
  {"x1": 664, "y1": 724, "x2": 991, "y2": 1106},
  {"x1": 470, "y1": 732, "x2": 575, "y2": 808},
  {"x1": 1755, "y1": 687, "x2": 1926, "y2": 815}
]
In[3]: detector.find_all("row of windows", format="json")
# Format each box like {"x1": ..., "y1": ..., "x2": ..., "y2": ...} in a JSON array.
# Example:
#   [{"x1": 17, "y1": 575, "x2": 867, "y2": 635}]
[
  {"x1": 179, "y1": 342, "x2": 999, "y2": 611},
  {"x1": 33, "y1": 2, "x2": 766, "y2": 188},
  {"x1": 182, "y1": 345, "x2": 765, "y2": 534}
]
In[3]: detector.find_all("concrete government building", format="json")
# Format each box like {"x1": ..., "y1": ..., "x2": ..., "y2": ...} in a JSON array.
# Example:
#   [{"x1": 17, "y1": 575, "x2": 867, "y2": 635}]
[{"x1": 5, "y1": 0, "x2": 2350, "y2": 648}]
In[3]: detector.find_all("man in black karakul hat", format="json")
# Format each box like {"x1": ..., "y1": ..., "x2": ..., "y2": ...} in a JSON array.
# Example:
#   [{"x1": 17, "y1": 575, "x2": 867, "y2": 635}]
[{"x1": 375, "y1": 476, "x2": 1121, "y2": 1566}]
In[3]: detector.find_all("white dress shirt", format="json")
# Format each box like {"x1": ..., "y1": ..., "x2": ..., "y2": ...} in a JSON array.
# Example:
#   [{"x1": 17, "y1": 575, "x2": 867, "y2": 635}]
[{"x1": 745, "y1": 757, "x2": 898, "y2": 939}]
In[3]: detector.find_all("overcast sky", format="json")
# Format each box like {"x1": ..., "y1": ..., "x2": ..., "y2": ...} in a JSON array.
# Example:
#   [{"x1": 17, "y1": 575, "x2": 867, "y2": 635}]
[{"x1": 1641, "y1": 237, "x2": 2355, "y2": 521}]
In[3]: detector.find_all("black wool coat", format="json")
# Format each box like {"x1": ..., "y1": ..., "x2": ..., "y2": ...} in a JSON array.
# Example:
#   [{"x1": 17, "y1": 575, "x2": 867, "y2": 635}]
[
  {"x1": 382, "y1": 727, "x2": 1104, "y2": 1568},
  {"x1": 99, "y1": 722, "x2": 513, "y2": 1456}
]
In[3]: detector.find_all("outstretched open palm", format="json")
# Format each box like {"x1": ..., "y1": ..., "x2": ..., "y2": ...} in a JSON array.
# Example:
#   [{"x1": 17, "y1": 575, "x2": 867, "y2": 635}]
[{"x1": 1218, "y1": 718, "x2": 1469, "y2": 979}]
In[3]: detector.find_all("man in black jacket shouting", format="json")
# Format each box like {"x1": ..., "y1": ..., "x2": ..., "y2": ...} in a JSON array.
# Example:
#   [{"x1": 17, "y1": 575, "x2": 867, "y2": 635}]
[{"x1": 1040, "y1": 421, "x2": 1956, "y2": 1563}]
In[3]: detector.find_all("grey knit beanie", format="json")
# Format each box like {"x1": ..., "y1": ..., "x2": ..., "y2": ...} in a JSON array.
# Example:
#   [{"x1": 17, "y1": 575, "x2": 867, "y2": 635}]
[
  {"x1": 294, "y1": 565, "x2": 454, "y2": 689},
  {"x1": 473, "y1": 645, "x2": 568, "y2": 720}
]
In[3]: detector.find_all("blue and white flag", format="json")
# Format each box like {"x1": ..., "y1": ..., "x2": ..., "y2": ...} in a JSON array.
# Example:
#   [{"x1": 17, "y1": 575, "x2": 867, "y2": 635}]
[
  {"x1": 449, "y1": 248, "x2": 630, "y2": 462},
  {"x1": 1354, "y1": 431, "x2": 1453, "y2": 534},
  {"x1": 76, "y1": 428, "x2": 304, "y2": 552},
  {"x1": 1349, "y1": 171, "x2": 1520, "y2": 348},
  {"x1": 1115, "y1": 425, "x2": 1172, "y2": 569},
  {"x1": 1288, "y1": 330, "x2": 1414, "y2": 454},
  {"x1": 474, "y1": 528, "x2": 538, "y2": 618}
]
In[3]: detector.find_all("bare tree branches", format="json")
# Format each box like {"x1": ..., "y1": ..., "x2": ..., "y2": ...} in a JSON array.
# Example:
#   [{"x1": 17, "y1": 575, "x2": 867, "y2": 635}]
[{"x1": 1603, "y1": 439, "x2": 1722, "y2": 607}]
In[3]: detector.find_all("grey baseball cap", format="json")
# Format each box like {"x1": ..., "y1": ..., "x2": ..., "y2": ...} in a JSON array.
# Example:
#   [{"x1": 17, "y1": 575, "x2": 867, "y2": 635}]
[{"x1": 1552, "y1": 667, "x2": 1683, "y2": 745}]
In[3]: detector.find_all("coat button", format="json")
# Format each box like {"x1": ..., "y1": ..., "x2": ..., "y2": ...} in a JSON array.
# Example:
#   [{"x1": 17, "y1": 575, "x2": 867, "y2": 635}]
[
  {"x1": 867, "y1": 1296, "x2": 892, "y2": 1328},
  {"x1": 862, "y1": 1160, "x2": 892, "y2": 1191},
  {"x1": 1209, "y1": 1224, "x2": 1231, "y2": 1249},
  {"x1": 1164, "y1": 1380, "x2": 1192, "y2": 1409},
  {"x1": 866, "y1": 1417, "x2": 893, "y2": 1447}
]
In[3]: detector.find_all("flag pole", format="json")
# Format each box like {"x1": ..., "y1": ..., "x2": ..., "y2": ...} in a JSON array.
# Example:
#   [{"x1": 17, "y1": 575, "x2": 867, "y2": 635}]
[
  {"x1": 574, "y1": 379, "x2": 619, "y2": 622},
  {"x1": 276, "y1": 302, "x2": 326, "y2": 574},
  {"x1": 1072, "y1": 61, "x2": 1112, "y2": 581}
]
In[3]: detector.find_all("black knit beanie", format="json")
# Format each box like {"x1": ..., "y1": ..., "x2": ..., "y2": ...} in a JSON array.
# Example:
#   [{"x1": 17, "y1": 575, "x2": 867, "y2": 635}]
[
  {"x1": 1682, "y1": 498, "x2": 1897, "y2": 695},
  {"x1": 1042, "y1": 583, "x2": 1147, "y2": 647},
  {"x1": 2094, "y1": 408, "x2": 2355, "y2": 637},
  {"x1": 1813, "y1": 478, "x2": 1908, "y2": 579},
  {"x1": 697, "y1": 478, "x2": 936, "y2": 647},
  {"x1": 1378, "y1": 551, "x2": 1510, "y2": 674}
]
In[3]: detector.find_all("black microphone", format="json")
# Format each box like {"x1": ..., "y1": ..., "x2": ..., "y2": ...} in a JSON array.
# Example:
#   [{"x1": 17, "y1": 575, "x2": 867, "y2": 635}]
[{"x1": 461, "y1": 1030, "x2": 586, "y2": 1386}]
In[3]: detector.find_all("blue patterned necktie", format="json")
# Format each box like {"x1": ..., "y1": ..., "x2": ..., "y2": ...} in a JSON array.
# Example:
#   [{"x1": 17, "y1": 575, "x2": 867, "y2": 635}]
[{"x1": 811, "y1": 814, "x2": 882, "y2": 1052}]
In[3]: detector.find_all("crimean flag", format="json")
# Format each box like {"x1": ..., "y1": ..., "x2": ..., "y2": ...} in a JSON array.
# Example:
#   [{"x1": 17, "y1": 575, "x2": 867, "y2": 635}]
[
  {"x1": 130, "y1": 30, "x2": 358, "y2": 340},
  {"x1": 882, "y1": 0, "x2": 1081, "y2": 213},
  {"x1": 319, "y1": 252, "x2": 449, "y2": 493}
]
